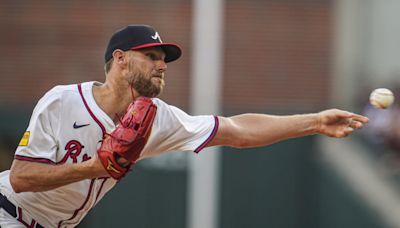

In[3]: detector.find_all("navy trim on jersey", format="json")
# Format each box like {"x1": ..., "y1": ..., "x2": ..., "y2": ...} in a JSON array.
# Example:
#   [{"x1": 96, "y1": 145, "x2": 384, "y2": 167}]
[
  {"x1": 194, "y1": 115, "x2": 219, "y2": 153},
  {"x1": 77, "y1": 84, "x2": 106, "y2": 137}
]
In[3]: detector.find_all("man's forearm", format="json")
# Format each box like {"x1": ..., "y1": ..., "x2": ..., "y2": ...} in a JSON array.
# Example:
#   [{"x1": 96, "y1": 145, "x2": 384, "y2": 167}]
[
  {"x1": 227, "y1": 113, "x2": 319, "y2": 148},
  {"x1": 10, "y1": 158, "x2": 107, "y2": 192},
  {"x1": 210, "y1": 109, "x2": 367, "y2": 149}
]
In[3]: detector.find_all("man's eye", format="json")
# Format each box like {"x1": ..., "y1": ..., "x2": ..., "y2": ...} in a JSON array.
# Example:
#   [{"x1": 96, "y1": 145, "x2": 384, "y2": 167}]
[{"x1": 146, "y1": 53, "x2": 157, "y2": 60}]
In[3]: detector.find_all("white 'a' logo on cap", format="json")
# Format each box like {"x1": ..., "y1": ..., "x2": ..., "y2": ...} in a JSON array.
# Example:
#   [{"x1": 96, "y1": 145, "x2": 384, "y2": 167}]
[{"x1": 151, "y1": 32, "x2": 162, "y2": 42}]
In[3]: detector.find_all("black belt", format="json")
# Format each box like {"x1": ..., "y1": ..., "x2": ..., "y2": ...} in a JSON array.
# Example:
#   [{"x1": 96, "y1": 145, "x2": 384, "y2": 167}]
[{"x1": 0, "y1": 193, "x2": 44, "y2": 228}]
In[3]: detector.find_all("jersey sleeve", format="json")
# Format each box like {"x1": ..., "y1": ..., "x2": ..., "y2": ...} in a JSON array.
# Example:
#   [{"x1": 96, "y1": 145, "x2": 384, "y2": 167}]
[
  {"x1": 139, "y1": 99, "x2": 219, "y2": 159},
  {"x1": 14, "y1": 87, "x2": 62, "y2": 164}
]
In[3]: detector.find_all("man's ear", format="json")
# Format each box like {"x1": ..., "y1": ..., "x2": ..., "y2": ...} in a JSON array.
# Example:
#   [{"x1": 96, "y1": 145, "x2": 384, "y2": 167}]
[{"x1": 112, "y1": 49, "x2": 126, "y2": 65}]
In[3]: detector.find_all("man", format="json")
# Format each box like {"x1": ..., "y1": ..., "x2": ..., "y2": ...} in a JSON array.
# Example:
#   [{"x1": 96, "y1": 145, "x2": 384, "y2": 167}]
[{"x1": 0, "y1": 24, "x2": 368, "y2": 227}]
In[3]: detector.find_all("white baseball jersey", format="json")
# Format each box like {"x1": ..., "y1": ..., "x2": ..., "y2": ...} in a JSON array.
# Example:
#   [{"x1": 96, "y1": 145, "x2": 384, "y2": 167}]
[{"x1": 0, "y1": 81, "x2": 218, "y2": 227}]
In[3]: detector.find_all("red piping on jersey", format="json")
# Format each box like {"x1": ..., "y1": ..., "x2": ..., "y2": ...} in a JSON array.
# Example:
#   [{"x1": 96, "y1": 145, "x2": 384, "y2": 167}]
[
  {"x1": 14, "y1": 155, "x2": 56, "y2": 164},
  {"x1": 16, "y1": 153, "x2": 79, "y2": 166},
  {"x1": 76, "y1": 83, "x2": 111, "y2": 220},
  {"x1": 95, "y1": 177, "x2": 108, "y2": 203},
  {"x1": 57, "y1": 179, "x2": 95, "y2": 227},
  {"x1": 194, "y1": 116, "x2": 219, "y2": 153},
  {"x1": 77, "y1": 83, "x2": 106, "y2": 136},
  {"x1": 17, "y1": 207, "x2": 38, "y2": 227}
]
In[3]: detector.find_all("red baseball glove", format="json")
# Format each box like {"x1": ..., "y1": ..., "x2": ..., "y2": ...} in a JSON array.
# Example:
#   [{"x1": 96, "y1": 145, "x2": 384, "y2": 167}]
[{"x1": 98, "y1": 97, "x2": 157, "y2": 180}]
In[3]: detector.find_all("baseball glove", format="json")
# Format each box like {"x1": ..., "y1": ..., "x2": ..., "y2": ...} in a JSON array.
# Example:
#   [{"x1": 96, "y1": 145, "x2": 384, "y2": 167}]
[{"x1": 98, "y1": 97, "x2": 157, "y2": 180}]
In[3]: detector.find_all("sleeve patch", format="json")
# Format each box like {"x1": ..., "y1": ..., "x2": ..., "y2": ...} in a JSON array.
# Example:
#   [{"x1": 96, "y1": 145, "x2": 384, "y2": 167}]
[{"x1": 19, "y1": 131, "x2": 30, "y2": 146}]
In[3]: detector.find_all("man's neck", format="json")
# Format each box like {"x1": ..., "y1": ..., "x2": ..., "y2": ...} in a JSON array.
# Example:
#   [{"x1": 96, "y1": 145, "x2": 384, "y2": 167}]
[{"x1": 92, "y1": 78, "x2": 138, "y2": 123}]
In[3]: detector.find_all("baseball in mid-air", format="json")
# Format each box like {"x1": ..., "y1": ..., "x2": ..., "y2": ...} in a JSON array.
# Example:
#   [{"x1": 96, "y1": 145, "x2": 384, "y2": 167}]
[{"x1": 369, "y1": 88, "x2": 395, "y2": 109}]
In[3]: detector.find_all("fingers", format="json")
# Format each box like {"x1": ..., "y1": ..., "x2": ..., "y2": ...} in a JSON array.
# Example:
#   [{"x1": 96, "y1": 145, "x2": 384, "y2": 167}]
[
  {"x1": 346, "y1": 119, "x2": 364, "y2": 129},
  {"x1": 333, "y1": 118, "x2": 365, "y2": 138},
  {"x1": 343, "y1": 126, "x2": 355, "y2": 137},
  {"x1": 325, "y1": 127, "x2": 352, "y2": 138},
  {"x1": 331, "y1": 109, "x2": 369, "y2": 128},
  {"x1": 320, "y1": 109, "x2": 370, "y2": 138},
  {"x1": 351, "y1": 121, "x2": 363, "y2": 129},
  {"x1": 348, "y1": 113, "x2": 369, "y2": 123},
  {"x1": 334, "y1": 109, "x2": 369, "y2": 123},
  {"x1": 346, "y1": 113, "x2": 369, "y2": 130}
]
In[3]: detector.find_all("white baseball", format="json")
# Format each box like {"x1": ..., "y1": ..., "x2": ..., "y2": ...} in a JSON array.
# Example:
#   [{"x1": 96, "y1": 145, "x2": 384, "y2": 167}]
[{"x1": 369, "y1": 88, "x2": 394, "y2": 109}]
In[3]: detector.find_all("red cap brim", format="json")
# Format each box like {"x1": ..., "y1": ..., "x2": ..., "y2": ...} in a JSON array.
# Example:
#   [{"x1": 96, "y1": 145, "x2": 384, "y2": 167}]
[{"x1": 130, "y1": 43, "x2": 182, "y2": 63}]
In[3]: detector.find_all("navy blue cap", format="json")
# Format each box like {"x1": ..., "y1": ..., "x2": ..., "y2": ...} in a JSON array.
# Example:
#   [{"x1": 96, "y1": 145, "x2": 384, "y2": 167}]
[{"x1": 105, "y1": 25, "x2": 182, "y2": 63}]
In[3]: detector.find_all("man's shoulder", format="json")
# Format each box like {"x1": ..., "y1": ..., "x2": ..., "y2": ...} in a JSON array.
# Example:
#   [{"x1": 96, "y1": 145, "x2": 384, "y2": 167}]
[
  {"x1": 44, "y1": 82, "x2": 96, "y2": 99},
  {"x1": 151, "y1": 98, "x2": 190, "y2": 119},
  {"x1": 37, "y1": 83, "x2": 83, "y2": 107},
  {"x1": 47, "y1": 83, "x2": 78, "y2": 95},
  {"x1": 151, "y1": 98, "x2": 176, "y2": 111},
  {"x1": 151, "y1": 98, "x2": 167, "y2": 106}
]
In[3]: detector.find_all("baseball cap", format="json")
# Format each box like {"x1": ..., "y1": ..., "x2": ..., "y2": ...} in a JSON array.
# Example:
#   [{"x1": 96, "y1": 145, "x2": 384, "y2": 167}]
[{"x1": 105, "y1": 25, "x2": 182, "y2": 63}]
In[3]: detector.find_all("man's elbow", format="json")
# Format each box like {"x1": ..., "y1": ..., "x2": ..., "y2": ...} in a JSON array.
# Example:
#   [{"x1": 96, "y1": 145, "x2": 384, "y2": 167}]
[
  {"x1": 218, "y1": 118, "x2": 257, "y2": 149},
  {"x1": 9, "y1": 171, "x2": 29, "y2": 193}
]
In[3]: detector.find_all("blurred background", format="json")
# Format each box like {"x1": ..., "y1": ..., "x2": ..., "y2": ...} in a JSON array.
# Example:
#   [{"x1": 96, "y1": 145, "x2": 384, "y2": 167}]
[{"x1": 1, "y1": 0, "x2": 400, "y2": 227}]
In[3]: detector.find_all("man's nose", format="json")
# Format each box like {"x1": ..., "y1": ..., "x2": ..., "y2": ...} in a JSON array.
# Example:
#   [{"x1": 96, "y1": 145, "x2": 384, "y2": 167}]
[{"x1": 157, "y1": 61, "x2": 167, "y2": 72}]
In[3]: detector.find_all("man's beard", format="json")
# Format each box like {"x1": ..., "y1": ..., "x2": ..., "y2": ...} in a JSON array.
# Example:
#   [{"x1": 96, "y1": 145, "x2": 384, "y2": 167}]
[{"x1": 129, "y1": 72, "x2": 164, "y2": 98}]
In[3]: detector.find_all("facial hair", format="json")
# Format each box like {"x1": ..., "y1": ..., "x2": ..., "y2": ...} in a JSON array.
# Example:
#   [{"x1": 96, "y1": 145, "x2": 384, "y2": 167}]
[{"x1": 128, "y1": 70, "x2": 164, "y2": 98}]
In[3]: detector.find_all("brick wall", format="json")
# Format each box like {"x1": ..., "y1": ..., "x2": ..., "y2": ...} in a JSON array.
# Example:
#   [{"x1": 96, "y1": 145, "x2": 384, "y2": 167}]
[
  {"x1": 0, "y1": 0, "x2": 192, "y2": 109},
  {"x1": 0, "y1": 0, "x2": 332, "y2": 112},
  {"x1": 224, "y1": 0, "x2": 332, "y2": 113}
]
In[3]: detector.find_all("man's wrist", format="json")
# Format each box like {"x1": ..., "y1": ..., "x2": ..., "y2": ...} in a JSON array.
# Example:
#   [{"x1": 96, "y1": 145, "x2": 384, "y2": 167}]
[{"x1": 309, "y1": 113, "x2": 321, "y2": 135}]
